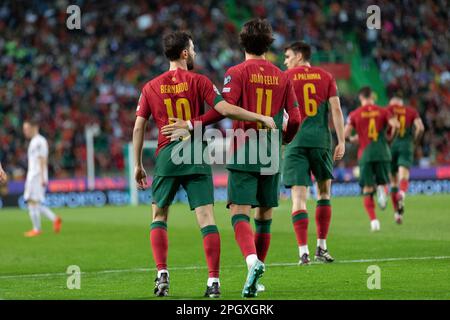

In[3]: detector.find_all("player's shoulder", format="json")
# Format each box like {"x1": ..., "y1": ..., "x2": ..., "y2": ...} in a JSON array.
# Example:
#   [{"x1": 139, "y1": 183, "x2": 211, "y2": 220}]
[
  {"x1": 225, "y1": 62, "x2": 246, "y2": 76},
  {"x1": 406, "y1": 105, "x2": 419, "y2": 116},
  {"x1": 33, "y1": 134, "x2": 48, "y2": 146},
  {"x1": 311, "y1": 66, "x2": 334, "y2": 79}
]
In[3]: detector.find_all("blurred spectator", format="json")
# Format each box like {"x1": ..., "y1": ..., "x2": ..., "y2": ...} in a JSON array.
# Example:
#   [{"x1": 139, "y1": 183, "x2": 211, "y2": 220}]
[{"x1": 0, "y1": 0, "x2": 448, "y2": 180}]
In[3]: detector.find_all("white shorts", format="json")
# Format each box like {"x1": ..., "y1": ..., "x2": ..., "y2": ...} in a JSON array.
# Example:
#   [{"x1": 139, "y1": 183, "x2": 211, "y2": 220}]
[{"x1": 24, "y1": 177, "x2": 46, "y2": 203}]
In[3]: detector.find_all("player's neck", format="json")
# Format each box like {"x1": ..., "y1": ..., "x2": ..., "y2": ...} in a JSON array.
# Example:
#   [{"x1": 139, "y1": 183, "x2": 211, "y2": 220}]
[
  {"x1": 361, "y1": 101, "x2": 374, "y2": 106},
  {"x1": 245, "y1": 52, "x2": 266, "y2": 61},
  {"x1": 296, "y1": 61, "x2": 311, "y2": 67},
  {"x1": 169, "y1": 60, "x2": 188, "y2": 71}
]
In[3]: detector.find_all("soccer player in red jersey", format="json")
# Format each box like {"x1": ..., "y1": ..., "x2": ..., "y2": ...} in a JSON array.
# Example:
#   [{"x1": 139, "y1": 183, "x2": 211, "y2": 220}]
[
  {"x1": 283, "y1": 41, "x2": 346, "y2": 265},
  {"x1": 387, "y1": 96, "x2": 424, "y2": 224},
  {"x1": 344, "y1": 87, "x2": 399, "y2": 231},
  {"x1": 221, "y1": 19, "x2": 301, "y2": 297},
  {"x1": 132, "y1": 31, "x2": 275, "y2": 298}
]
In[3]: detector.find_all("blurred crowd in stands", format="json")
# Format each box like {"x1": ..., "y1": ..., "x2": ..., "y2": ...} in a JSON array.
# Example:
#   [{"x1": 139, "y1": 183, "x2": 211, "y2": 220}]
[{"x1": 0, "y1": 0, "x2": 448, "y2": 180}]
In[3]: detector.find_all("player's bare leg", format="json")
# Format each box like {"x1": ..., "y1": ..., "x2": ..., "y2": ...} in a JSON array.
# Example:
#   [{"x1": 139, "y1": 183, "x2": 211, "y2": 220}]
[
  {"x1": 290, "y1": 186, "x2": 310, "y2": 265},
  {"x1": 38, "y1": 204, "x2": 62, "y2": 233},
  {"x1": 150, "y1": 205, "x2": 170, "y2": 296},
  {"x1": 315, "y1": 180, "x2": 334, "y2": 263},
  {"x1": 362, "y1": 186, "x2": 380, "y2": 231},
  {"x1": 24, "y1": 200, "x2": 42, "y2": 237},
  {"x1": 376, "y1": 184, "x2": 388, "y2": 210},
  {"x1": 253, "y1": 207, "x2": 273, "y2": 292},
  {"x1": 397, "y1": 166, "x2": 410, "y2": 217},
  {"x1": 195, "y1": 204, "x2": 221, "y2": 298},
  {"x1": 230, "y1": 204, "x2": 264, "y2": 297}
]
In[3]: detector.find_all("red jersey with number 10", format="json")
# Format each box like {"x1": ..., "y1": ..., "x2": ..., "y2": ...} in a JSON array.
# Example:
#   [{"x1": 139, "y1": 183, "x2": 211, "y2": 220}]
[{"x1": 136, "y1": 68, "x2": 222, "y2": 155}]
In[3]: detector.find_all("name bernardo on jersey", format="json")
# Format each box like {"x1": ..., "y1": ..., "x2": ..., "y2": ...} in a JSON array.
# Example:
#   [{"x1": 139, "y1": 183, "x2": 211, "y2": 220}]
[{"x1": 160, "y1": 82, "x2": 189, "y2": 94}]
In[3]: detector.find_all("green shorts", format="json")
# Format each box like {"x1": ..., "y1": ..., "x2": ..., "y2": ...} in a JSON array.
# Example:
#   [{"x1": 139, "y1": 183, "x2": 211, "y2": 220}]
[
  {"x1": 283, "y1": 146, "x2": 334, "y2": 187},
  {"x1": 391, "y1": 146, "x2": 413, "y2": 174},
  {"x1": 227, "y1": 169, "x2": 280, "y2": 208},
  {"x1": 359, "y1": 161, "x2": 390, "y2": 187},
  {"x1": 152, "y1": 174, "x2": 214, "y2": 210}
]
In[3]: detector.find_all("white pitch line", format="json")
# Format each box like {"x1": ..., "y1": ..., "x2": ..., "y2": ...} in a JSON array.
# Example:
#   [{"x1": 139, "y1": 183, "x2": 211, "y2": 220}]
[{"x1": 1, "y1": 255, "x2": 449, "y2": 280}]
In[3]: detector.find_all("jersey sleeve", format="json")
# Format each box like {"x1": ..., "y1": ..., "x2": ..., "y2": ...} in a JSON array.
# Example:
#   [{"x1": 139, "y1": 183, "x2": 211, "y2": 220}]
[
  {"x1": 221, "y1": 67, "x2": 242, "y2": 105},
  {"x1": 136, "y1": 85, "x2": 152, "y2": 119},
  {"x1": 284, "y1": 79, "x2": 299, "y2": 111},
  {"x1": 327, "y1": 74, "x2": 338, "y2": 98},
  {"x1": 37, "y1": 139, "x2": 49, "y2": 158},
  {"x1": 347, "y1": 111, "x2": 356, "y2": 127},
  {"x1": 411, "y1": 107, "x2": 420, "y2": 120},
  {"x1": 199, "y1": 75, "x2": 224, "y2": 107}
]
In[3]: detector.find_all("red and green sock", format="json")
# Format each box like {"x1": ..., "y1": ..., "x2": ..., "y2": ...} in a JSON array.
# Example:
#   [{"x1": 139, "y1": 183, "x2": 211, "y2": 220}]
[
  {"x1": 150, "y1": 221, "x2": 168, "y2": 271},
  {"x1": 201, "y1": 225, "x2": 220, "y2": 278},
  {"x1": 232, "y1": 214, "x2": 257, "y2": 258},
  {"x1": 363, "y1": 192, "x2": 377, "y2": 221},
  {"x1": 254, "y1": 219, "x2": 272, "y2": 262},
  {"x1": 391, "y1": 186, "x2": 399, "y2": 211},
  {"x1": 292, "y1": 210, "x2": 308, "y2": 246},
  {"x1": 316, "y1": 199, "x2": 331, "y2": 241}
]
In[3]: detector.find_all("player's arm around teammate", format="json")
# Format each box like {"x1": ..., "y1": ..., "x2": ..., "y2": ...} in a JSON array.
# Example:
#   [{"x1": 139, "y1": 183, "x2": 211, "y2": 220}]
[{"x1": 160, "y1": 96, "x2": 277, "y2": 138}]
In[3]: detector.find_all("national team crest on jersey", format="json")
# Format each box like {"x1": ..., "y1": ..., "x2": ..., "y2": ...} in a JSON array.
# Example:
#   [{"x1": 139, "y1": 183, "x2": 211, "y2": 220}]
[{"x1": 224, "y1": 75, "x2": 231, "y2": 85}]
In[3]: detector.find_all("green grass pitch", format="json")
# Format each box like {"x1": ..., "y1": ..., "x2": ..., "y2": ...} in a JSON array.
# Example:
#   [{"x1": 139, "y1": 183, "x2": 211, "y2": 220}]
[{"x1": 0, "y1": 194, "x2": 449, "y2": 300}]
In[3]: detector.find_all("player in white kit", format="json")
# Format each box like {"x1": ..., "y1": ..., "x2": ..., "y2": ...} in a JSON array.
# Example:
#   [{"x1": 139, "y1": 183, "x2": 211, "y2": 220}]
[
  {"x1": 23, "y1": 120, "x2": 62, "y2": 237},
  {"x1": 0, "y1": 162, "x2": 6, "y2": 183}
]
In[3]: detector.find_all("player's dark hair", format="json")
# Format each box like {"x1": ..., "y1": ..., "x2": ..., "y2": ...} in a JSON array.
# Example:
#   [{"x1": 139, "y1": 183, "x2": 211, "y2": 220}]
[
  {"x1": 163, "y1": 31, "x2": 192, "y2": 61},
  {"x1": 285, "y1": 41, "x2": 312, "y2": 61},
  {"x1": 239, "y1": 18, "x2": 274, "y2": 56},
  {"x1": 358, "y1": 86, "x2": 373, "y2": 98},
  {"x1": 24, "y1": 118, "x2": 39, "y2": 127}
]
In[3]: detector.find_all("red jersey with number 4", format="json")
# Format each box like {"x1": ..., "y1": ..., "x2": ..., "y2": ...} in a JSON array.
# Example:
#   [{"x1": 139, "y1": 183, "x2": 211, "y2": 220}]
[
  {"x1": 136, "y1": 68, "x2": 222, "y2": 155},
  {"x1": 348, "y1": 104, "x2": 392, "y2": 162}
]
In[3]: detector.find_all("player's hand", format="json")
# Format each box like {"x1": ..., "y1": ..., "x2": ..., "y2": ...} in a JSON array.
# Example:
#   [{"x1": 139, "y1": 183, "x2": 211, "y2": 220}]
[
  {"x1": 333, "y1": 142, "x2": 345, "y2": 161},
  {"x1": 161, "y1": 118, "x2": 190, "y2": 135},
  {"x1": 282, "y1": 110, "x2": 289, "y2": 132},
  {"x1": 134, "y1": 166, "x2": 148, "y2": 190},
  {"x1": 260, "y1": 116, "x2": 276, "y2": 129},
  {"x1": 161, "y1": 118, "x2": 191, "y2": 141}
]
